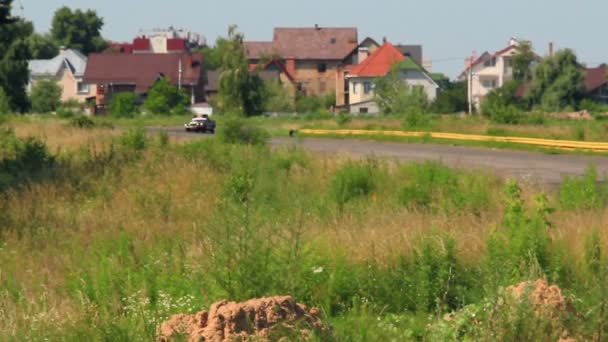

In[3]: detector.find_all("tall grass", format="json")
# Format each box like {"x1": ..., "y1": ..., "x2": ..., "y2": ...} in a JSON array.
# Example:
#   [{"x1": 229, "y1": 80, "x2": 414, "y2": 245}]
[{"x1": 0, "y1": 121, "x2": 607, "y2": 340}]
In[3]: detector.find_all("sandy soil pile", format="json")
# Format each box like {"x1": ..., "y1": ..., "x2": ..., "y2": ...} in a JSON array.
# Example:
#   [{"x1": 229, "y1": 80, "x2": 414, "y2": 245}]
[{"x1": 158, "y1": 295, "x2": 326, "y2": 341}]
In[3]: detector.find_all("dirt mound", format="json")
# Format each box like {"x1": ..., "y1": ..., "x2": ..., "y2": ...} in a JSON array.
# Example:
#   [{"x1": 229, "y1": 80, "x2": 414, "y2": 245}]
[
  {"x1": 158, "y1": 295, "x2": 327, "y2": 342},
  {"x1": 549, "y1": 110, "x2": 593, "y2": 120},
  {"x1": 506, "y1": 279, "x2": 567, "y2": 314}
]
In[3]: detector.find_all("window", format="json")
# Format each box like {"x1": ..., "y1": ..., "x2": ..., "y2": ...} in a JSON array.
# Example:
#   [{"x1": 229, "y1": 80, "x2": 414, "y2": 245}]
[
  {"x1": 482, "y1": 79, "x2": 497, "y2": 88},
  {"x1": 317, "y1": 63, "x2": 327, "y2": 73},
  {"x1": 353, "y1": 82, "x2": 359, "y2": 94},
  {"x1": 483, "y1": 57, "x2": 497, "y2": 67},
  {"x1": 363, "y1": 81, "x2": 372, "y2": 94},
  {"x1": 359, "y1": 107, "x2": 368, "y2": 114},
  {"x1": 77, "y1": 81, "x2": 90, "y2": 94}
]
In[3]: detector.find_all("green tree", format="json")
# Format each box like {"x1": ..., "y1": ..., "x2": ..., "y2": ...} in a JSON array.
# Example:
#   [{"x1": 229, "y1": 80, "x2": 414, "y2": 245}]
[
  {"x1": 525, "y1": 48, "x2": 585, "y2": 112},
  {"x1": 143, "y1": 77, "x2": 189, "y2": 115},
  {"x1": 29, "y1": 78, "x2": 61, "y2": 113},
  {"x1": 430, "y1": 81, "x2": 467, "y2": 113},
  {"x1": 51, "y1": 6, "x2": 106, "y2": 55},
  {"x1": 27, "y1": 32, "x2": 59, "y2": 59},
  {"x1": 263, "y1": 80, "x2": 294, "y2": 113},
  {"x1": 109, "y1": 92, "x2": 137, "y2": 118},
  {"x1": 481, "y1": 80, "x2": 523, "y2": 124},
  {"x1": 0, "y1": 87, "x2": 10, "y2": 115},
  {"x1": 218, "y1": 25, "x2": 265, "y2": 116},
  {"x1": 512, "y1": 40, "x2": 535, "y2": 82},
  {"x1": 0, "y1": 0, "x2": 32, "y2": 112},
  {"x1": 375, "y1": 65, "x2": 429, "y2": 115}
]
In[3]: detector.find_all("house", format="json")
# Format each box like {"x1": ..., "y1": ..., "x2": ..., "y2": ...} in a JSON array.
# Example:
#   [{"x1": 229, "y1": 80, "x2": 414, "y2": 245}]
[
  {"x1": 245, "y1": 26, "x2": 360, "y2": 107},
  {"x1": 204, "y1": 67, "x2": 287, "y2": 102},
  {"x1": 108, "y1": 27, "x2": 205, "y2": 54},
  {"x1": 458, "y1": 37, "x2": 539, "y2": 110},
  {"x1": 585, "y1": 65, "x2": 608, "y2": 103},
  {"x1": 28, "y1": 48, "x2": 96, "y2": 103},
  {"x1": 346, "y1": 42, "x2": 438, "y2": 114},
  {"x1": 83, "y1": 53, "x2": 204, "y2": 111}
]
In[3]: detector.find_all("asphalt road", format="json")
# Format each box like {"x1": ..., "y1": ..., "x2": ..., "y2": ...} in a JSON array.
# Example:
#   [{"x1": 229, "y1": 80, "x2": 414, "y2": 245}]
[{"x1": 159, "y1": 127, "x2": 608, "y2": 185}]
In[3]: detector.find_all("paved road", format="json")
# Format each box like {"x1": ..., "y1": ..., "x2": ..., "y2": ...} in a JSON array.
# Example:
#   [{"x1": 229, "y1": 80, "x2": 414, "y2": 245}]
[{"x1": 158, "y1": 127, "x2": 608, "y2": 185}]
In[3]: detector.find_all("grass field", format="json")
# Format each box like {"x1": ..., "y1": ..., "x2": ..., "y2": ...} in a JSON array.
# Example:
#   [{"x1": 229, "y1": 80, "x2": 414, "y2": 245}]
[{"x1": 1, "y1": 118, "x2": 608, "y2": 340}]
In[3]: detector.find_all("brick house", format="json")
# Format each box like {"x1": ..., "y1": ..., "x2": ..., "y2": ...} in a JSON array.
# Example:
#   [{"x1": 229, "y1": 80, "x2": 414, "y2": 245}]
[
  {"x1": 83, "y1": 53, "x2": 204, "y2": 112},
  {"x1": 245, "y1": 26, "x2": 361, "y2": 107}
]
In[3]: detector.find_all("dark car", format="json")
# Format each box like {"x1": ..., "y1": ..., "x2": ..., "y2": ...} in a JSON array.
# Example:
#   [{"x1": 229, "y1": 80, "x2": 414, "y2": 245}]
[{"x1": 185, "y1": 115, "x2": 216, "y2": 134}]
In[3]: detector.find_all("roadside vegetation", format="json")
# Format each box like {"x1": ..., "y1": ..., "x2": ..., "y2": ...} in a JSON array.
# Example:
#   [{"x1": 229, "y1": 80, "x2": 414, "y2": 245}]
[{"x1": 1, "y1": 118, "x2": 608, "y2": 341}]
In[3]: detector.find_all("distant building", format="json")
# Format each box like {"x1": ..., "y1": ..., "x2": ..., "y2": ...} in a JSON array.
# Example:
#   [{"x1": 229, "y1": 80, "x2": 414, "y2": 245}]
[
  {"x1": 83, "y1": 53, "x2": 204, "y2": 112},
  {"x1": 28, "y1": 48, "x2": 96, "y2": 103},
  {"x1": 108, "y1": 27, "x2": 206, "y2": 54},
  {"x1": 346, "y1": 42, "x2": 438, "y2": 114}
]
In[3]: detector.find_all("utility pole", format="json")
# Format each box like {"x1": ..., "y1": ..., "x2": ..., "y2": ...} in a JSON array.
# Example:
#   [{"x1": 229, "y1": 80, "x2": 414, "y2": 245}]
[
  {"x1": 178, "y1": 58, "x2": 182, "y2": 90},
  {"x1": 468, "y1": 54, "x2": 474, "y2": 115}
]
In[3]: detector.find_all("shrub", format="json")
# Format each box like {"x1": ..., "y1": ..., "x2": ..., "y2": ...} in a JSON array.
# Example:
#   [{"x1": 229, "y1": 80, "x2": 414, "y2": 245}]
[
  {"x1": 402, "y1": 109, "x2": 430, "y2": 129},
  {"x1": 218, "y1": 117, "x2": 269, "y2": 145},
  {"x1": 158, "y1": 130, "x2": 169, "y2": 147},
  {"x1": 143, "y1": 77, "x2": 189, "y2": 115},
  {"x1": 109, "y1": 92, "x2": 137, "y2": 118},
  {"x1": 120, "y1": 127, "x2": 148, "y2": 151},
  {"x1": 0, "y1": 87, "x2": 10, "y2": 115},
  {"x1": 264, "y1": 80, "x2": 294, "y2": 113},
  {"x1": 295, "y1": 95, "x2": 323, "y2": 113},
  {"x1": 30, "y1": 78, "x2": 62, "y2": 113},
  {"x1": 330, "y1": 161, "x2": 377, "y2": 208},
  {"x1": 559, "y1": 165, "x2": 607, "y2": 209},
  {"x1": 56, "y1": 106, "x2": 78, "y2": 118},
  {"x1": 336, "y1": 112, "x2": 351, "y2": 126},
  {"x1": 69, "y1": 115, "x2": 95, "y2": 129}
]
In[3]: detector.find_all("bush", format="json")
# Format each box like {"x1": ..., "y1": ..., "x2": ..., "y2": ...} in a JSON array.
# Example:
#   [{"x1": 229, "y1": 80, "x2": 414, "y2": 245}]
[
  {"x1": 559, "y1": 166, "x2": 607, "y2": 210},
  {"x1": 69, "y1": 115, "x2": 95, "y2": 129},
  {"x1": 264, "y1": 80, "x2": 294, "y2": 113},
  {"x1": 120, "y1": 127, "x2": 148, "y2": 151},
  {"x1": 295, "y1": 95, "x2": 323, "y2": 113},
  {"x1": 336, "y1": 112, "x2": 351, "y2": 126},
  {"x1": 402, "y1": 109, "x2": 430, "y2": 129},
  {"x1": 330, "y1": 161, "x2": 377, "y2": 208},
  {"x1": 218, "y1": 117, "x2": 270, "y2": 145},
  {"x1": 143, "y1": 77, "x2": 189, "y2": 115},
  {"x1": 56, "y1": 106, "x2": 77, "y2": 118},
  {"x1": 481, "y1": 81, "x2": 524, "y2": 124},
  {"x1": 0, "y1": 87, "x2": 10, "y2": 115},
  {"x1": 109, "y1": 92, "x2": 137, "y2": 118},
  {"x1": 30, "y1": 78, "x2": 62, "y2": 113}
]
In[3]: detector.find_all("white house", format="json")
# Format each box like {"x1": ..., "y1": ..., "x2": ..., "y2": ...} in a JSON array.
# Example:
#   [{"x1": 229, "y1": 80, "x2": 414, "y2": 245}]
[
  {"x1": 458, "y1": 38, "x2": 537, "y2": 110},
  {"x1": 346, "y1": 42, "x2": 438, "y2": 114}
]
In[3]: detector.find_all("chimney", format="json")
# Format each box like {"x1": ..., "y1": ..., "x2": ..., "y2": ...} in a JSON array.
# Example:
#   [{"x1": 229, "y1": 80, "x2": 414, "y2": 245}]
[
  {"x1": 382, "y1": 36, "x2": 387, "y2": 44},
  {"x1": 285, "y1": 58, "x2": 296, "y2": 78},
  {"x1": 314, "y1": 24, "x2": 320, "y2": 30},
  {"x1": 549, "y1": 42, "x2": 554, "y2": 57}
]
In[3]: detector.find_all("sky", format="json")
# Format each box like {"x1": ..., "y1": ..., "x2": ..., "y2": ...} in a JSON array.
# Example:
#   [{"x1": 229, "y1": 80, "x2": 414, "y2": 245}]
[{"x1": 17, "y1": 0, "x2": 608, "y2": 78}]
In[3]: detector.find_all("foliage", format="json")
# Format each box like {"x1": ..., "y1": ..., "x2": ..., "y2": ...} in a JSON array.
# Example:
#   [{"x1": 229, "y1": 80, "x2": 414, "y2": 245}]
[
  {"x1": 0, "y1": 127, "x2": 55, "y2": 190},
  {"x1": 218, "y1": 117, "x2": 270, "y2": 145},
  {"x1": 217, "y1": 26, "x2": 265, "y2": 116},
  {"x1": 143, "y1": 77, "x2": 189, "y2": 115},
  {"x1": 512, "y1": 40, "x2": 536, "y2": 82},
  {"x1": 26, "y1": 32, "x2": 59, "y2": 59},
  {"x1": 330, "y1": 160, "x2": 377, "y2": 208},
  {"x1": 29, "y1": 78, "x2": 62, "y2": 113},
  {"x1": 120, "y1": 127, "x2": 148, "y2": 152},
  {"x1": 69, "y1": 115, "x2": 95, "y2": 129},
  {"x1": 50, "y1": 6, "x2": 106, "y2": 55},
  {"x1": 375, "y1": 66, "x2": 429, "y2": 115},
  {"x1": 430, "y1": 81, "x2": 467, "y2": 114},
  {"x1": 559, "y1": 165, "x2": 607, "y2": 210},
  {"x1": 481, "y1": 80, "x2": 523, "y2": 124},
  {"x1": 195, "y1": 39, "x2": 229, "y2": 71},
  {"x1": 0, "y1": 87, "x2": 10, "y2": 115},
  {"x1": 263, "y1": 80, "x2": 294, "y2": 113},
  {"x1": 336, "y1": 112, "x2": 351, "y2": 126},
  {"x1": 525, "y1": 49, "x2": 585, "y2": 111},
  {"x1": 109, "y1": 92, "x2": 137, "y2": 118},
  {"x1": 0, "y1": 0, "x2": 32, "y2": 112},
  {"x1": 579, "y1": 98, "x2": 608, "y2": 115}
]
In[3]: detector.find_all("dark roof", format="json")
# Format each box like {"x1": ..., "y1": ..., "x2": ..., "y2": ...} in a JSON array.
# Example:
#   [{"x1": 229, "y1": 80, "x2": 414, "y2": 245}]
[
  {"x1": 585, "y1": 65, "x2": 608, "y2": 92},
  {"x1": 245, "y1": 27, "x2": 358, "y2": 60},
  {"x1": 395, "y1": 45, "x2": 422, "y2": 65},
  {"x1": 84, "y1": 53, "x2": 203, "y2": 92}
]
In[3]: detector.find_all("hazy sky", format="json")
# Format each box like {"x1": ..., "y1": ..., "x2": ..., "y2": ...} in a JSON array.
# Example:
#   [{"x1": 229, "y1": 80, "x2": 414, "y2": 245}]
[{"x1": 18, "y1": 0, "x2": 608, "y2": 78}]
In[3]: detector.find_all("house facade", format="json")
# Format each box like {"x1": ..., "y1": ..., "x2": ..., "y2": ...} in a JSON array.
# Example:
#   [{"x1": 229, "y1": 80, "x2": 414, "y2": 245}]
[
  {"x1": 83, "y1": 53, "x2": 204, "y2": 111},
  {"x1": 458, "y1": 38, "x2": 536, "y2": 109},
  {"x1": 28, "y1": 48, "x2": 96, "y2": 103},
  {"x1": 346, "y1": 42, "x2": 438, "y2": 114},
  {"x1": 245, "y1": 26, "x2": 360, "y2": 107},
  {"x1": 585, "y1": 65, "x2": 608, "y2": 103}
]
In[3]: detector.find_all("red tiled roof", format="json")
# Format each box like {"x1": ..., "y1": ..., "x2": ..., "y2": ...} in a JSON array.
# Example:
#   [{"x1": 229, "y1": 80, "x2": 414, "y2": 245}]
[
  {"x1": 585, "y1": 65, "x2": 608, "y2": 92},
  {"x1": 133, "y1": 38, "x2": 151, "y2": 51},
  {"x1": 167, "y1": 38, "x2": 187, "y2": 52},
  {"x1": 245, "y1": 27, "x2": 358, "y2": 60},
  {"x1": 349, "y1": 42, "x2": 404, "y2": 77},
  {"x1": 83, "y1": 53, "x2": 203, "y2": 92}
]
